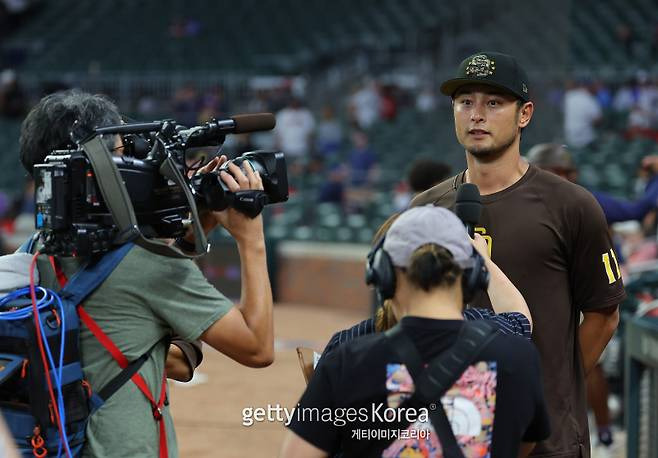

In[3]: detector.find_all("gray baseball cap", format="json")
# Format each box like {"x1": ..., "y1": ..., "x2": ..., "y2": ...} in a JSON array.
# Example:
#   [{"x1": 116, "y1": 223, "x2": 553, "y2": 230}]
[{"x1": 383, "y1": 205, "x2": 474, "y2": 269}]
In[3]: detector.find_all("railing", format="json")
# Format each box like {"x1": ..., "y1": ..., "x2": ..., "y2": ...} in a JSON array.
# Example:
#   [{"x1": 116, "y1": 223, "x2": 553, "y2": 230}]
[{"x1": 624, "y1": 314, "x2": 658, "y2": 458}]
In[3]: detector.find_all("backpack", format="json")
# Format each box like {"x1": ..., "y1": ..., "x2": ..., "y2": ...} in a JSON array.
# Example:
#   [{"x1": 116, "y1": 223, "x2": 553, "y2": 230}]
[
  {"x1": 0, "y1": 238, "x2": 168, "y2": 457},
  {"x1": 377, "y1": 320, "x2": 498, "y2": 458}
]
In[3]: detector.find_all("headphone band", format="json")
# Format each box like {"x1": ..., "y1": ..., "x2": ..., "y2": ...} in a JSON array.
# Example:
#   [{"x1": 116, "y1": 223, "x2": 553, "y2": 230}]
[{"x1": 367, "y1": 235, "x2": 488, "y2": 305}]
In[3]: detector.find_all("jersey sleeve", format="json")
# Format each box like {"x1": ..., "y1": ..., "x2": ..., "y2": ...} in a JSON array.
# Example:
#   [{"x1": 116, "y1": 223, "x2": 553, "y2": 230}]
[
  {"x1": 568, "y1": 189, "x2": 627, "y2": 311},
  {"x1": 286, "y1": 355, "x2": 342, "y2": 453}
]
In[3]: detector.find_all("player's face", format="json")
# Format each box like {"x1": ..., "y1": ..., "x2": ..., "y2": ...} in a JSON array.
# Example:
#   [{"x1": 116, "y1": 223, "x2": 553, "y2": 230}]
[{"x1": 452, "y1": 85, "x2": 532, "y2": 160}]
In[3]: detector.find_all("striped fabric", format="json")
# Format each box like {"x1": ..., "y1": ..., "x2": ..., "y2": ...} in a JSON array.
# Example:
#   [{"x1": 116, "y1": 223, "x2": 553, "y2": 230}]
[{"x1": 321, "y1": 310, "x2": 531, "y2": 357}]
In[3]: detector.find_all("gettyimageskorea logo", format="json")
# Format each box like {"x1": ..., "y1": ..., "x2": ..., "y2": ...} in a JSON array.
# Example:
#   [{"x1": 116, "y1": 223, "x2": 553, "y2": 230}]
[{"x1": 241, "y1": 403, "x2": 430, "y2": 427}]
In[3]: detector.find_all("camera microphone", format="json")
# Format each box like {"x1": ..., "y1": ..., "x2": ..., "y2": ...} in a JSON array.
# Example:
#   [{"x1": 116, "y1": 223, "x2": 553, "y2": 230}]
[
  {"x1": 455, "y1": 183, "x2": 482, "y2": 238},
  {"x1": 181, "y1": 113, "x2": 276, "y2": 148}
]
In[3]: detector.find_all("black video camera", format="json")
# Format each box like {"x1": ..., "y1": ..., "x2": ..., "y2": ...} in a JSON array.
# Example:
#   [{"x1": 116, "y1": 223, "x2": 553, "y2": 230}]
[{"x1": 33, "y1": 114, "x2": 288, "y2": 257}]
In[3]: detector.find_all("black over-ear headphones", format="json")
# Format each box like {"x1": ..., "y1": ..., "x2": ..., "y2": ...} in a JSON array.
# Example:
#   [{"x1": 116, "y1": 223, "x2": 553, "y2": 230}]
[
  {"x1": 365, "y1": 236, "x2": 396, "y2": 304},
  {"x1": 365, "y1": 236, "x2": 490, "y2": 304}
]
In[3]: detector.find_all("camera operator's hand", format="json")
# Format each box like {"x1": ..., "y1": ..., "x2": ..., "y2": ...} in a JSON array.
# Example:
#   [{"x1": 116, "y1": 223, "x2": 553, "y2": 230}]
[
  {"x1": 185, "y1": 155, "x2": 265, "y2": 244},
  {"x1": 215, "y1": 160, "x2": 265, "y2": 243}
]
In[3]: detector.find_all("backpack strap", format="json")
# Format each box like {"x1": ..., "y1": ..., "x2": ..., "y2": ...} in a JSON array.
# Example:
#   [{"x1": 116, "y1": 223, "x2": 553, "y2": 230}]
[
  {"x1": 17, "y1": 232, "x2": 40, "y2": 254},
  {"x1": 55, "y1": 243, "x2": 133, "y2": 304},
  {"x1": 78, "y1": 305, "x2": 170, "y2": 458},
  {"x1": 51, "y1": 244, "x2": 170, "y2": 458},
  {"x1": 88, "y1": 336, "x2": 168, "y2": 412},
  {"x1": 384, "y1": 320, "x2": 498, "y2": 458}
]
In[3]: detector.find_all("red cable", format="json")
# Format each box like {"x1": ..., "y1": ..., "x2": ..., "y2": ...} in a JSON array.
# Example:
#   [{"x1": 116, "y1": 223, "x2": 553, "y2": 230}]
[{"x1": 29, "y1": 252, "x2": 70, "y2": 456}]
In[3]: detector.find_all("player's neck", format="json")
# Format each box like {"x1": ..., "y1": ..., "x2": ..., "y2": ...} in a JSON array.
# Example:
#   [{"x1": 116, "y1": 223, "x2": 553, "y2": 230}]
[{"x1": 465, "y1": 143, "x2": 529, "y2": 195}]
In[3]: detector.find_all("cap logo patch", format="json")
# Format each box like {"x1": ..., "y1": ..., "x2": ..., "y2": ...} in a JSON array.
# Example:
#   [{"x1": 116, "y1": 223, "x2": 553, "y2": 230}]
[
  {"x1": 465, "y1": 54, "x2": 495, "y2": 77},
  {"x1": 522, "y1": 83, "x2": 528, "y2": 93}
]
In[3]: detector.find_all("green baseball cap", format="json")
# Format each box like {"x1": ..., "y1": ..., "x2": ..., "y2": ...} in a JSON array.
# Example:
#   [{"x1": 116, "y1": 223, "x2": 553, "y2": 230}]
[{"x1": 440, "y1": 51, "x2": 531, "y2": 102}]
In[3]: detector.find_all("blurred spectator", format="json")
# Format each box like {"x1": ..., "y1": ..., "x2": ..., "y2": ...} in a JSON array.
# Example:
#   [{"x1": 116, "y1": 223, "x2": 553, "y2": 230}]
[
  {"x1": 636, "y1": 72, "x2": 658, "y2": 126},
  {"x1": 612, "y1": 77, "x2": 638, "y2": 112},
  {"x1": 343, "y1": 130, "x2": 378, "y2": 213},
  {"x1": 415, "y1": 86, "x2": 437, "y2": 112},
  {"x1": 526, "y1": 143, "x2": 578, "y2": 183},
  {"x1": 247, "y1": 89, "x2": 273, "y2": 113},
  {"x1": 135, "y1": 89, "x2": 161, "y2": 118},
  {"x1": 527, "y1": 143, "x2": 658, "y2": 229},
  {"x1": 315, "y1": 105, "x2": 343, "y2": 158},
  {"x1": 347, "y1": 129, "x2": 377, "y2": 187},
  {"x1": 198, "y1": 85, "x2": 228, "y2": 123},
  {"x1": 593, "y1": 80, "x2": 613, "y2": 110},
  {"x1": 407, "y1": 158, "x2": 451, "y2": 194},
  {"x1": 275, "y1": 97, "x2": 315, "y2": 174},
  {"x1": 0, "y1": 69, "x2": 26, "y2": 119},
  {"x1": 563, "y1": 79, "x2": 602, "y2": 148},
  {"x1": 547, "y1": 79, "x2": 565, "y2": 110},
  {"x1": 392, "y1": 181, "x2": 411, "y2": 212},
  {"x1": 592, "y1": 155, "x2": 658, "y2": 224},
  {"x1": 626, "y1": 104, "x2": 654, "y2": 139},
  {"x1": 172, "y1": 83, "x2": 200, "y2": 126},
  {"x1": 3, "y1": 178, "x2": 34, "y2": 252},
  {"x1": 317, "y1": 162, "x2": 346, "y2": 205},
  {"x1": 348, "y1": 80, "x2": 380, "y2": 129},
  {"x1": 393, "y1": 158, "x2": 451, "y2": 211},
  {"x1": 169, "y1": 17, "x2": 202, "y2": 38},
  {"x1": 379, "y1": 84, "x2": 397, "y2": 122}
]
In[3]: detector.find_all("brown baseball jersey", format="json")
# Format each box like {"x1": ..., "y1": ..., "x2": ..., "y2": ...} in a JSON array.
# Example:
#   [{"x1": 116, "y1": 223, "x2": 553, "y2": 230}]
[{"x1": 411, "y1": 164, "x2": 626, "y2": 457}]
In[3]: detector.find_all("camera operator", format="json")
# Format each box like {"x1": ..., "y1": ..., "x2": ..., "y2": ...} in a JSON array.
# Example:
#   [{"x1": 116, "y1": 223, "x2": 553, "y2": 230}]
[{"x1": 18, "y1": 89, "x2": 274, "y2": 457}]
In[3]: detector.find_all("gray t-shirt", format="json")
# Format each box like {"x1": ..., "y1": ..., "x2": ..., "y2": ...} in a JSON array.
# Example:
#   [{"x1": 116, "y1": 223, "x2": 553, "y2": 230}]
[{"x1": 38, "y1": 244, "x2": 232, "y2": 458}]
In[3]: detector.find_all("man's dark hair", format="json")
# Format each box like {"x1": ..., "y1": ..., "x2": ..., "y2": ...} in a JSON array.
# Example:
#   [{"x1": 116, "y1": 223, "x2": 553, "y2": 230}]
[
  {"x1": 407, "y1": 159, "x2": 451, "y2": 193},
  {"x1": 19, "y1": 89, "x2": 122, "y2": 175}
]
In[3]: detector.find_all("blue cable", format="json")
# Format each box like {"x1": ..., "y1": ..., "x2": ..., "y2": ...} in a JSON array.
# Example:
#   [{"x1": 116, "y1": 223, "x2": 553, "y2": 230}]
[
  {"x1": 36, "y1": 292, "x2": 69, "y2": 457},
  {"x1": 0, "y1": 287, "x2": 73, "y2": 457},
  {"x1": 35, "y1": 290, "x2": 71, "y2": 458},
  {"x1": 0, "y1": 287, "x2": 53, "y2": 319}
]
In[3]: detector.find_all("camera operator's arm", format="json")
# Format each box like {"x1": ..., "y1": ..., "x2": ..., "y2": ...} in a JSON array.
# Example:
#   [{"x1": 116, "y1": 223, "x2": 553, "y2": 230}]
[{"x1": 196, "y1": 161, "x2": 274, "y2": 367}]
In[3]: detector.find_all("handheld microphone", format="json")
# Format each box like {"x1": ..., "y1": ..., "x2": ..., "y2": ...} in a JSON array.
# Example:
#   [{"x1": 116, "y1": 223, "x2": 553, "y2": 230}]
[{"x1": 455, "y1": 183, "x2": 482, "y2": 237}]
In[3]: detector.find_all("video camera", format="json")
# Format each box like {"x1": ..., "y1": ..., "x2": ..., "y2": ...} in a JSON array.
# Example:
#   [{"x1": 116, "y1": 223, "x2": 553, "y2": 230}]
[{"x1": 33, "y1": 113, "x2": 288, "y2": 257}]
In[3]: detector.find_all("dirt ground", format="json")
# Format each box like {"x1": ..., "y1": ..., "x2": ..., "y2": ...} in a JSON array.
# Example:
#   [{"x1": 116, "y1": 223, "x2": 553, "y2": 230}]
[{"x1": 169, "y1": 303, "x2": 367, "y2": 458}]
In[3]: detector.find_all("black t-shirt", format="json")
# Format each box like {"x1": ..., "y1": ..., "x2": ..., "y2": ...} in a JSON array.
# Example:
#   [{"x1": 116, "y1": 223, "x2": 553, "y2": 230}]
[
  {"x1": 288, "y1": 317, "x2": 550, "y2": 457},
  {"x1": 411, "y1": 166, "x2": 626, "y2": 457}
]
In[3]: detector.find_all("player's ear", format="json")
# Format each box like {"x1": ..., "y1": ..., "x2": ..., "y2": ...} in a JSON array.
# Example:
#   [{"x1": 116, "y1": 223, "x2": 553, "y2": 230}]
[{"x1": 518, "y1": 101, "x2": 533, "y2": 128}]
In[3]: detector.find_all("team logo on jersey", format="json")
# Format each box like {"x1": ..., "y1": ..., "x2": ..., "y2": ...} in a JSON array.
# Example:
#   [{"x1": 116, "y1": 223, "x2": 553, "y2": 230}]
[
  {"x1": 475, "y1": 227, "x2": 492, "y2": 256},
  {"x1": 465, "y1": 54, "x2": 496, "y2": 78}
]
